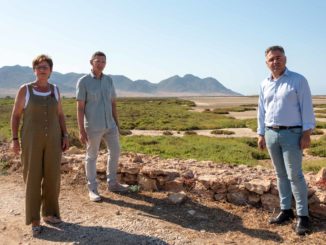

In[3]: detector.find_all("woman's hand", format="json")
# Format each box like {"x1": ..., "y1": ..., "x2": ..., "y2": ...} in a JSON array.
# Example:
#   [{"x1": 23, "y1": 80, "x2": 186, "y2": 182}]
[
  {"x1": 12, "y1": 140, "x2": 21, "y2": 155},
  {"x1": 62, "y1": 137, "x2": 69, "y2": 152}
]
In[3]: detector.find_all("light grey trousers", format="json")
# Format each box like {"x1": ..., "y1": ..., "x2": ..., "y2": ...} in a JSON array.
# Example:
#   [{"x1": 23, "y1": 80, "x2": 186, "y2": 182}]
[{"x1": 85, "y1": 127, "x2": 120, "y2": 191}]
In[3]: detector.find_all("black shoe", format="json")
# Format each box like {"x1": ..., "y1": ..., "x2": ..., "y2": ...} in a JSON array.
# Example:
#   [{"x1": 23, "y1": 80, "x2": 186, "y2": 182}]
[
  {"x1": 269, "y1": 209, "x2": 295, "y2": 224},
  {"x1": 296, "y1": 216, "x2": 310, "y2": 236}
]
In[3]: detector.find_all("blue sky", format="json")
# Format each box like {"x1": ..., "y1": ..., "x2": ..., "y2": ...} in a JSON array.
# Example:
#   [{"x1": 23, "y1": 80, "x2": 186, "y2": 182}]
[{"x1": 0, "y1": 0, "x2": 325, "y2": 95}]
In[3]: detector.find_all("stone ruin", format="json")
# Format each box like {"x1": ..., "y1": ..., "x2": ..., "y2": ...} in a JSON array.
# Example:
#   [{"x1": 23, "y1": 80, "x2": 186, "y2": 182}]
[
  {"x1": 2, "y1": 145, "x2": 326, "y2": 219},
  {"x1": 59, "y1": 147, "x2": 326, "y2": 219}
]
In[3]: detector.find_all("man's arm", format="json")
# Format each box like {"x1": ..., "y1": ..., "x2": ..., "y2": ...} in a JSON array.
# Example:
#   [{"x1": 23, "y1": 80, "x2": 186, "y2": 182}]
[
  {"x1": 57, "y1": 89, "x2": 69, "y2": 151},
  {"x1": 298, "y1": 77, "x2": 315, "y2": 149},
  {"x1": 112, "y1": 98, "x2": 120, "y2": 134},
  {"x1": 257, "y1": 85, "x2": 266, "y2": 150},
  {"x1": 77, "y1": 100, "x2": 88, "y2": 144}
]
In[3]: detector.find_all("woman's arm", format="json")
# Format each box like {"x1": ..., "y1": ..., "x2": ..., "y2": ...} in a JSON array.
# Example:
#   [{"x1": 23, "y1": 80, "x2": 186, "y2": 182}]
[{"x1": 10, "y1": 86, "x2": 26, "y2": 154}]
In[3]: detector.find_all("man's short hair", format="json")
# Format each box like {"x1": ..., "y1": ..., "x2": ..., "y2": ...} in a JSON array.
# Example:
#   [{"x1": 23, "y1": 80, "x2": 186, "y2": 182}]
[
  {"x1": 265, "y1": 46, "x2": 285, "y2": 56},
  {"x1": 32, "y1": 54, "x2": 53, "y2": 70},
  {"x1": 91, "y1": 51, "x2": 106, "y2": 61}
]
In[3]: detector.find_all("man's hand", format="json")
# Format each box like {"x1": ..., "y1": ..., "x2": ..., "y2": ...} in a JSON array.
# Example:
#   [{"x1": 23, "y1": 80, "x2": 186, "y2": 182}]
[
  {"x1": 300, "y1": 130, "x2": 311, "y2": 149},
  {"x1": 79, "y1": 129, "x2": 88, "y2": 145},
  {"x1": 258, "y1": 135, "x2": 266, "y2": 150},
  {"x1": 12, "y1": 140, "x2": 20, "y2": 155}
]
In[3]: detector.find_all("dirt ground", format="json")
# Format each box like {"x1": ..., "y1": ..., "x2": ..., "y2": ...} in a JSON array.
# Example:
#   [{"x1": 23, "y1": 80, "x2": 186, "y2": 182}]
[{"x1": 0, "y1": 171, "x2": 325, "y2": 245}]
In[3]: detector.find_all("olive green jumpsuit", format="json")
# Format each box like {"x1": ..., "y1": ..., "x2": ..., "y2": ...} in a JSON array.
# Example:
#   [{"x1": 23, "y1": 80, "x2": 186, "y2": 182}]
[{"x1": 21, "y1": 84, "x2": 62, "y2": 225}]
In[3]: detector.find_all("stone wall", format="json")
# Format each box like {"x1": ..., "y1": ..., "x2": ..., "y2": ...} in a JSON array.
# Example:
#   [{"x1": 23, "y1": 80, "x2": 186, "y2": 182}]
[
  {"x1": 114, "y1": 153, "x2": 326, "y2": 219},
  {"x1": 3, "y1": 144, "x2": 325, "y2": 219}
]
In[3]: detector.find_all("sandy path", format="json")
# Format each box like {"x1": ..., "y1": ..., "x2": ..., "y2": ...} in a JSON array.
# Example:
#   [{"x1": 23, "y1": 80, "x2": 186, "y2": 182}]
[{"x1": 1, "y1": 173, "x2": 326, "y2": 245}]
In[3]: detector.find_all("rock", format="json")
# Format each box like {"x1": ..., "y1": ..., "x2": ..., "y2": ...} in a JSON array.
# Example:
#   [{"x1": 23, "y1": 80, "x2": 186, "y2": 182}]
[
  {"x1": 248, "y1": 193, "x2": 261, "y2": 206},
  {"x1": 156, "y1": 173, "x2": 179, "y2": 185},
  {"x1": 97, "y1": 161, "x2": 107, "y2": 174},
  {"x1": 182, "y1": 170, "x2": 194, "y2": 179},
  {"x1": 316, "y1": 167, "x2": 326, "y2": 182},
  {"x1": 270, "y1": 180, "x2": 279, "y2": 195},
  {"x1": 61, "y1": 163, "x2": 72, "y2": 172},
  {"x1": 138, "y1": 175, "x2": 158, "y2": 191},
  {"x1": 188, "y1": 210, "x2": 196, "y2": 215},
  {"x1": 310, "y1": 203, "x2": 326, "y2": 219},
  {"x1": 61, "y1": 156, "x2": 69, "y2": 164},
  {"x1": 197, "y1": 175, "x2": 218, "y2": 189},
  {"x1": 162, "y1": 178, "x2": 184, "y2": 192},
  {"x1": 314, "y1": 190, "x2": 326, "y2": 203},
  {"x1": 244, "y1": 179, "x2": 271, "y2": 195},
  {"x1": 65, "y1": 146, "x2": 83, "y2": 154},
  {"x1": 130, "y1": 154, "x2": 143, "y2": 163},
  {"x1": 121, "y1": 173, "x2": 138, "y2": 185},
  {"x1": 140, "y1": 166, "x2": 164, "y2": 177},
  {"x1": 211, "y1": 180, "x2": 227, "y2": 193},
  {"x1": 167, "y1": 192, "x2": 187, "y2": 205},
  {"x1": 261, "y1": 194, "x2": 279, "y2": 211},
  {"x1": 308, "y1": 187, "x2": 316, "y2": 198},
  {"x1": 308, "y1": 194, "x2": 320, "y2": 205},
  {"x1": 227, "y1": 184, "x2": 246, "y2": 193},
  {"x1": 222, "y1": 175, "x2": 239, "y2": 186},
  {"x1": 214, "y1": 193, "x2": 226, "y2": 201},
  {"x1": 227, "y1": 190, "x2": 249, "y2": 205},
  {"x1": 120, "y1": 163, "x2": 141, "y2": 175}
]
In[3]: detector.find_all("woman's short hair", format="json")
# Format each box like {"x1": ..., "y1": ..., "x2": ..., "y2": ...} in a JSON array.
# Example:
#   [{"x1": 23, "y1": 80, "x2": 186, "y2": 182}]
[{"x1": 32, "y1": 54, "x2": 53, "y2": 70}]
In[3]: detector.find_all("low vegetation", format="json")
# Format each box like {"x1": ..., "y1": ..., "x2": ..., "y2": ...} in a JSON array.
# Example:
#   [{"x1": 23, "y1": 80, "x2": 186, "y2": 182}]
[
  {"x1": 211, "y1": 106, "x2": 256, "y2": 114},
  {"x1": 308, "y1": 135, "x2": 326, "y2": 157},
  {"x1": 120, "y1": 135, "x2": 270, "y2": 165},
  {"x1": 211, "y1": 129, "x2": 235, "y2": 135},
  {"x1": 0, "y1": 97, "x2": 325, "y2": 171}
]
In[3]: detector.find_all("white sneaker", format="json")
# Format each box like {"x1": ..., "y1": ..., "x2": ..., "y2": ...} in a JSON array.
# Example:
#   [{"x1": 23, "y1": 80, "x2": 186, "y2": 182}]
[{"x1": 89, "y1": 189, "x2": 101, "y2": 202}]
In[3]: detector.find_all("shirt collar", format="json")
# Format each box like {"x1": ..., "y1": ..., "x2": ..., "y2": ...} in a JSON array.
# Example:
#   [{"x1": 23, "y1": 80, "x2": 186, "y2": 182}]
[
  {"x1": 268, "y1": 67, "x2": 289, "y2": 81},
  {"x1": 90, "y1": 70, "x2": 103, "y2": 80}
]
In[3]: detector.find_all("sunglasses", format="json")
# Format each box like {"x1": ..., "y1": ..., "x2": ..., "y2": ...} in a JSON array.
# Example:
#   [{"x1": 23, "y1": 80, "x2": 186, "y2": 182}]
[{"x1": 35, "y1": 65, "x2": 50, "y2": 70}]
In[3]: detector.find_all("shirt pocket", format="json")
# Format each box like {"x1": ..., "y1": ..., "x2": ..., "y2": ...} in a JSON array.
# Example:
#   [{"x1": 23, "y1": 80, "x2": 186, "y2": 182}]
[{"x1": 87, "y1": 91, "x2": 100, "y2": 102}]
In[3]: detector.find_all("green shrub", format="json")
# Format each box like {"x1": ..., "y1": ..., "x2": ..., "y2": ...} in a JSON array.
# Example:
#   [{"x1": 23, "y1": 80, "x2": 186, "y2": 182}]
[
  {"x1": 184, "y1": 131, "x2": 197, "y2": 135},
  {"x1": 163, "y1": 131, "x2": 173, "y2": 136},
  {"x1": 211, "y1": 129, "x2": 235, "y2": 135}
]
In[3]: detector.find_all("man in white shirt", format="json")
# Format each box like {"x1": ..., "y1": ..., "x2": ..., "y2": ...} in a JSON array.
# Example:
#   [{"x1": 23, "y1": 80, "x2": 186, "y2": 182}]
[{"x1": 257, "y1": 46, "x2": 315, "y2": 235}]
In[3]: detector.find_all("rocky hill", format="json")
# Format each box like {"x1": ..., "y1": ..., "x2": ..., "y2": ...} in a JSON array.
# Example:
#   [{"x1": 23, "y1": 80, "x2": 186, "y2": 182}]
[{"x1": 0, "y1": 65, "x2": 241, "y2": 96}]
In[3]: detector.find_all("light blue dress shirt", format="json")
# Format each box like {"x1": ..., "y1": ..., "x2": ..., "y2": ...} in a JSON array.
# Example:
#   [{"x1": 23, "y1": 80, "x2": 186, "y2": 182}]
[
  {"x1": 76, "y1": 72, "x2": 117, "y2": 130},
  {"x1": 257, "y1": 68, "x2": 315, "y2": 135}
]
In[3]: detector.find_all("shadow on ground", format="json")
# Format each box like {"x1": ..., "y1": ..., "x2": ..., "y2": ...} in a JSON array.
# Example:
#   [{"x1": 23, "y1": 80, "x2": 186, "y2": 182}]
[
  {"x1": 35, "y1": 221, "x2": 168, "y2": 244},
  {"x1": 102, "y1": 192, "x2": 283, "y2": 243}
]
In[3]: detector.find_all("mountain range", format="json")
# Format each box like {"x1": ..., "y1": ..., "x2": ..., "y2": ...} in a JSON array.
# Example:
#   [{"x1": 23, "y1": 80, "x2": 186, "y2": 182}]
[{"x1": 0, "y1": 65, "x2": 241, "y2": 96}]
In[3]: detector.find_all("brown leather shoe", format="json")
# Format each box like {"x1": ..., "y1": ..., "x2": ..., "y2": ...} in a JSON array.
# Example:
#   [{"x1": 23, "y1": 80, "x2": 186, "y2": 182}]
[{"x1": 269, "y1": 209, "x2": 294, "y2": 224}]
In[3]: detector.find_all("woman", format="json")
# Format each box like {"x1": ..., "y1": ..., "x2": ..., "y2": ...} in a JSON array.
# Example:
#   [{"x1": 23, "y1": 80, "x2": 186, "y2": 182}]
[{"x1": 11, "y1": 54, "x2": 69, "y2": 236}]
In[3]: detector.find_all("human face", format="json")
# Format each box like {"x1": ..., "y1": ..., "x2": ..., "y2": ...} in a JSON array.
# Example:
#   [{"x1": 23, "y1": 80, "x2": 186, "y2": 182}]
[
  {"x1": 91, "y1": 55, "x2": 106, "y2": 75},
  {"x1": 34, "y1": 61, "x2": 52, "y2": 81},
  {"x1": 265, "y1": 50, "x2": 286, "y2": 79}
]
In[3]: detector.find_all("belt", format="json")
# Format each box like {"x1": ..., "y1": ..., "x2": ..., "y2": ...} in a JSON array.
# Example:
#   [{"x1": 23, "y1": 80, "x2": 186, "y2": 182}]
[{"x1": 267, "y1": 125, "x2": 302, "y2": 130}]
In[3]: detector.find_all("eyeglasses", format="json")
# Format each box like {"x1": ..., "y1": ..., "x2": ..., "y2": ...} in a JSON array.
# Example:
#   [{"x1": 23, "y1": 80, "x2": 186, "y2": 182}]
[{"x1": 35, "y1": 65, "x2": 50, "y2": 70}]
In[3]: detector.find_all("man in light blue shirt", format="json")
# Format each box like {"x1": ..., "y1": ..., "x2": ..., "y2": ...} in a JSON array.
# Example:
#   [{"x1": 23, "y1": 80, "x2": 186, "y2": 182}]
[
  {"x1": 76, "y1": 51, "x2": 128, "y2": 202},
  {"x1": 257, "y1": 46, "x2": 315, "y2": 235}
]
